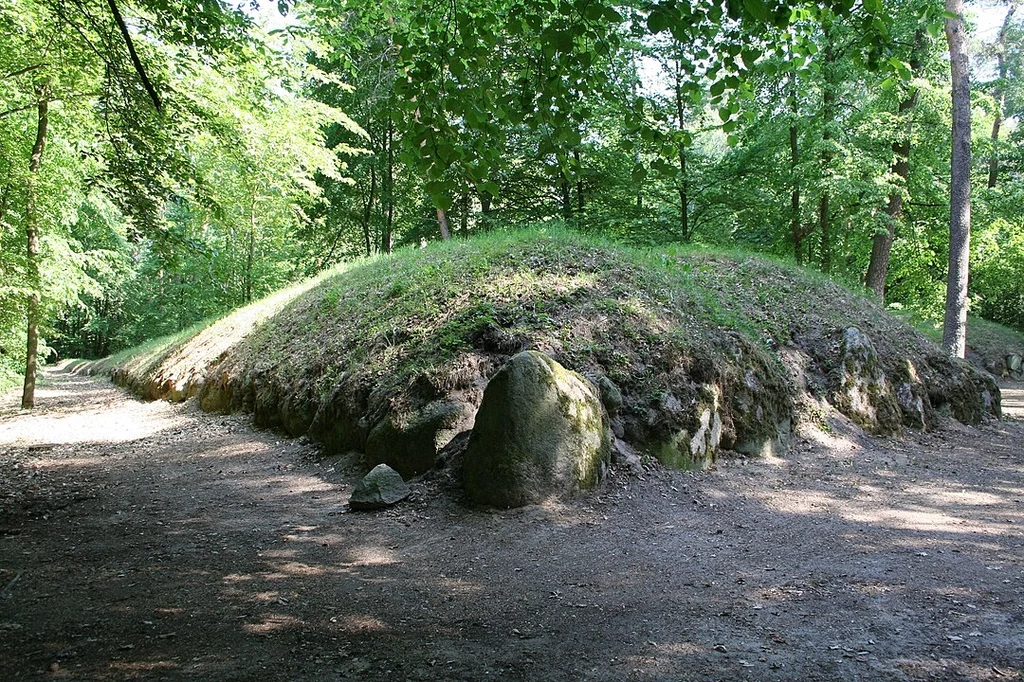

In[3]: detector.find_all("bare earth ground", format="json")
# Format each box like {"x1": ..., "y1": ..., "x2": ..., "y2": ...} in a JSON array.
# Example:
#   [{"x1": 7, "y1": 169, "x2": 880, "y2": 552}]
[{"x1": 1, "y1": 369, "x2": 1022, "y2": 682}]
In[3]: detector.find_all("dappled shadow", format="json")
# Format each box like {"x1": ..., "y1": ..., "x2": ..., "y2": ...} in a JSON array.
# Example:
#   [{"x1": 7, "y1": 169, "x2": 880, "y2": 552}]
[{"x1": 1, "y1": 372, "x2": 1023, "y2": 681}]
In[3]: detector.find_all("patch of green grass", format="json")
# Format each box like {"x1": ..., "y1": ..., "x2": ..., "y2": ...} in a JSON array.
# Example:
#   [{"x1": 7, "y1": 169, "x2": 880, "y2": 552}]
[
  {"x1": 902, "y1": 313, "x2": 1024, "y2": 367},
  {"x1": 965, "y1": 316, "x2": 1024, "y2": 361},
  {"x1": 0, "y1": 355, "x2": 21, "y2": 395},
  {"x1": 70, "y1": 322, "x2": 210, "y2": 378}
]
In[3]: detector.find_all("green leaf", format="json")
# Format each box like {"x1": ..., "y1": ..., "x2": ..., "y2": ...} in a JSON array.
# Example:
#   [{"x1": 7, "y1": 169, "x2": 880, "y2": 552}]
[
  {"x1": 479, "y1": 180, "x2": 500, "y2": 197},
  {"x1": 742, "y1": 0, "x2": 772, "y2": 22},
  {"x1": 651, "y1": 158, "x2": 677, "y2": 175},
  {"x1": 647, "y1": 7, "x2": 672, "y2": 34},
  {"x1": 426, "y1": 162, "x2": 445, "y2": 180}
]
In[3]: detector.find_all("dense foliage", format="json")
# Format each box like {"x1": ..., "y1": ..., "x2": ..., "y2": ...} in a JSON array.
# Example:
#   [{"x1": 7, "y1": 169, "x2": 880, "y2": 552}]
[{"x1": 1, "y1": 0, "x2": 1022, "y2": 397}]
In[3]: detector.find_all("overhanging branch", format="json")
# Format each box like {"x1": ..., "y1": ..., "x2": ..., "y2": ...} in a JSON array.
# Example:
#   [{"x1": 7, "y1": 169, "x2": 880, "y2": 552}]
[
  {"x1": 106, "y1": 0, "x2": 162, "y2": 113},
  {"x1": 2, "y1": 63, "x2": 50, "y2": 81}
]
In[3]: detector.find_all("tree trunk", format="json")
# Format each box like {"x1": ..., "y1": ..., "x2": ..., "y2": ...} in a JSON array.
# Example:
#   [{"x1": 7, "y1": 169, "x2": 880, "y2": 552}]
[
  {"x1": 361, "y1": 163, "x2": 376, "y2": 257},
  {"x1": 988, "y1": 2, "x2": 1017, "y2": 189},
  {"x1": 818, "y1": 37, "x2": 835, "y2": 274},
  {"x1": 674, "y1": 53, "x2": 689, "y2": 242},
  {"x1": 22, "y1": 88, "x2": 48, "y2": 410},
  {"x1": 943, "y1": 0, "x2": 972, "y2": 358},
  {"x1": 436, "y1": 207, "x2": 451, "y2": 240},
  {"x1": 787, "y1": 68, "x2": 807, "y2": 265},
  {"x1": 864, "y1": 127, "x2": 912, "y2": 299},
  {"x1": 573, "y1": 148, "x2": 584, "y2": 214},
  {"x1": 559, "y1": 171, "x2": 572, "y2": 220},
  {"x1": 678, "y1": 148, "x2": 689, "y2": 242},
  {"x1": 633, "y1": 76, "x2": 643, "y2": 210},
  {"x1": 244, "y1": 193, "x2": 256, "y2": 304},
  {"x1": 818, "y1": 192, "x2": 830, "y2": 273},
  {"x1": 479, "y1": 189, "x2": 493, "y2": 217},
  {"x1": 382, "y1": 113, "x2": 394, "y2": 254},
  {"x1": 0, "y1": 181, "x2": 9, "y2": 227},
  {"x1": 865, "y1": 30, "x2": 924, "y2": 300},
  {"x1": 459, "y1": 189, "x2": 470, "y2": 235}
]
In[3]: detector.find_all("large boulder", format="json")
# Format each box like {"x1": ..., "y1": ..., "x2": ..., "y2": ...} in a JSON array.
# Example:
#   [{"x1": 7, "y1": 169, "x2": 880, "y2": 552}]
[
  {"x1": 1008, "y1": 353, "x2": 1023, "y2": 380},
  {"x1": 463, "y1": 351, "x2": 610, "y2": 507}
]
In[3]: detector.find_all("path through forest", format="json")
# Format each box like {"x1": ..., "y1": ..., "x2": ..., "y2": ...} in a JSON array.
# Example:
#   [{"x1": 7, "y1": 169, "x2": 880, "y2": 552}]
[{"x1": 1, "y1": 369, "x2": 1022, "y2": 681}]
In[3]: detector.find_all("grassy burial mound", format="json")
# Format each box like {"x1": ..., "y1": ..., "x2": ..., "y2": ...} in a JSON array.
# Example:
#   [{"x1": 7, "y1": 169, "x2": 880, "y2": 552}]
[{"x1": 81, "y1": 229, "x2": 1000, "y2": 494}]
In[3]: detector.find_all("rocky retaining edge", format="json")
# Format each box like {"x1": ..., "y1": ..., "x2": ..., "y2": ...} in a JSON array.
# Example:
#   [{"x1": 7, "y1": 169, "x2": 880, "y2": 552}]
[{"x1": 98, "y1": 322, "x2": 1000, "y2": 501}]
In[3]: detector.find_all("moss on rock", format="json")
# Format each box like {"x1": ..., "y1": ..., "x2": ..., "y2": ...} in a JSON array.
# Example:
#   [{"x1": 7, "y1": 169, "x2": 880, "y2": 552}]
[{"x1": 463, "y1": 351, "x2": 611, "y2": 507}]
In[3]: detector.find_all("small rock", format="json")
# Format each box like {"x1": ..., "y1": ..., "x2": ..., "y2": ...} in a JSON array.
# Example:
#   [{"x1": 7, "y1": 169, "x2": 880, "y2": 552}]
[
  {"x1": 611, "y1": 438, "x2": 644, "y2": 475},
  {"x1": 349, "y1": 464, "x2": 411, "y2": 510},
  {"x1": 1007, "y1": 353, "x2": 1022, "y2": 373}
]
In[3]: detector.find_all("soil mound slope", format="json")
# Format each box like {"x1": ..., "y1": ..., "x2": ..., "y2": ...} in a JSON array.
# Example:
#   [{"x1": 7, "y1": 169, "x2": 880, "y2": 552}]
[{"x1": 80, "y1": 229, "x2": 999, "y2": 476}]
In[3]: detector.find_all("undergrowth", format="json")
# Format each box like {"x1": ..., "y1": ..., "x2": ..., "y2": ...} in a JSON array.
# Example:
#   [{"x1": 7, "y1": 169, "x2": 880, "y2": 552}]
[{"x1": 0, "y1": 355, "x2": 21, "y2": 395}]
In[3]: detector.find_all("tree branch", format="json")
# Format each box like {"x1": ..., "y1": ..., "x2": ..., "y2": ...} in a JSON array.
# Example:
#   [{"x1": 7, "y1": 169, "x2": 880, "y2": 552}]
[
  {"x1": 0, "y1": 91, "x2": 103, "y2": 119},
  {"x1": 52, "y1": 1, "x2": 114, "y2": 69},
  {"x1": 106, "y1": 0, "x2": 162, "y2": 113},
  {"x1": 3, "y1": 63, "x2": 50, "y2": 81},
  {"x1": 0, "y1": 102, "x2": 38, "y2": 119}
]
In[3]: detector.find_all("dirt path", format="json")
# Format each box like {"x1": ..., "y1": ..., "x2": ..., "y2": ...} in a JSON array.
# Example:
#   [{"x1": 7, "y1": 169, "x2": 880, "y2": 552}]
[
  {"x1": 1002, "y1": 383, "x2": 1024, "y2": 420},
  {"x1": 1, "y1": 370, "x2": 1022, "y2": 682}
]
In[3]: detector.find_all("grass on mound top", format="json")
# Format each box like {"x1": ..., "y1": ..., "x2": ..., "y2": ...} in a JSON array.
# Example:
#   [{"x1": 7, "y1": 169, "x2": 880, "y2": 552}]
[
  {"x1": 191, "y1": 226, "x2": 934, "y2": 419},
  {"x1": 69, "y1": 261, "x2": 362, "y2": 390},
  {"x1": 88, "y1": 225, "x2": 958, "y2": 448}
]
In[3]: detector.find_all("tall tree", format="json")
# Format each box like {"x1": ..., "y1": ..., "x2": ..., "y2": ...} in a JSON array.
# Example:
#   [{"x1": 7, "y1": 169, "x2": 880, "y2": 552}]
[
  {"x1": 21, "y1": 87, "x2": 48, "y2": 409},
  {"x1": 865, "y1": 27, "x2": 928, "y2": 301},
  {"x1": 942, "y1": 0, "x2": 972, "y2": 358}
]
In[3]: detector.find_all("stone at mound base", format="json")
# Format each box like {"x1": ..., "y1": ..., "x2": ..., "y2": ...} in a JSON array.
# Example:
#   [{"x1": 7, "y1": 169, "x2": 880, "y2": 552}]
[
  {"x1": 463, "y1": 351, "x2": 610, "y2": 508},
  {"x1": 831, "y1": 326, "x2": 903, "y2": 434},
  {"x1": 349, "y1": 464, "x2": 411, "y2": 510},
  {"x1": 1008, "y1": 354, "x2": 1023, "y2": 380},
  {"x1": 365, "y1": 400, "x2": 473, "y2": 478}
]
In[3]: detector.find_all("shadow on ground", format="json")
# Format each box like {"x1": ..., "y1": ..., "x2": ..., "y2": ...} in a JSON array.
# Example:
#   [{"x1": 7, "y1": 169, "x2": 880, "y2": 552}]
[{"x1": 1, "y1": 370, "x2": 1022, "y2": 681}]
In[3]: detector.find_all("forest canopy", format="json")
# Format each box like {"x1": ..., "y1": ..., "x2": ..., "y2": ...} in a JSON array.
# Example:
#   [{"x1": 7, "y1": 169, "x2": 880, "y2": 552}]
[{"x1": 1, "y1": 0, "x2": 1022, "y2": 403}]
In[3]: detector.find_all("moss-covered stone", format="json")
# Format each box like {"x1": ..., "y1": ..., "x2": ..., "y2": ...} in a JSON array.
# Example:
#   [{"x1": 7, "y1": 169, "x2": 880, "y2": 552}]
[
  {"x1": 721, "y1": 339, "x2": 794, "y2": 458},
  {"x1": 349, "y1": 464, "x2": 411, "y2": 510},
  {"x1": 923, "y1": 355, "x2": 1001, "y2": 424},
  {"x1": 651, "y1": 386, "x2": 722, "y2": 470},
  {"x1": 597, "y1": 376, "x2": 624, "y2": 414},
  {"x1": 463, "y1": 351, "x2": 610, "y2": 507}
]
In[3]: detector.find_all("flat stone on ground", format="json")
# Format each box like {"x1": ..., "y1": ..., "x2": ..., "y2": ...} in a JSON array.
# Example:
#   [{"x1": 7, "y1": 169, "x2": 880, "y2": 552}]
[{"x1": 349, "y1": 464, "x2": 411, "y2": 510}]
